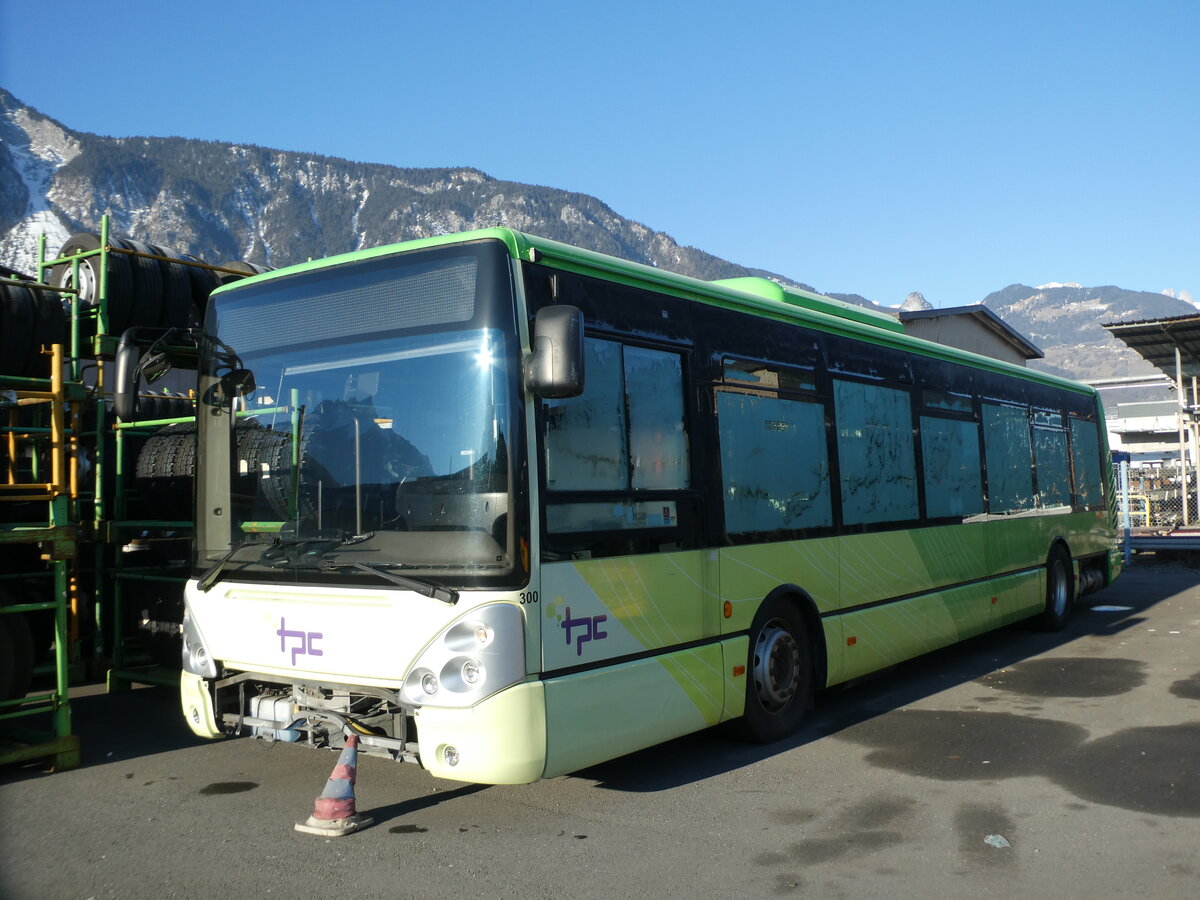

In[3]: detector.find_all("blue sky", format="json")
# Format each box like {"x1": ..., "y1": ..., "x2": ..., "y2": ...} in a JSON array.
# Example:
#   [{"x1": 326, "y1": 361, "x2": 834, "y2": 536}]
[{"x1": 2, "y1": 0, "x2": 1197, "y2": 307}]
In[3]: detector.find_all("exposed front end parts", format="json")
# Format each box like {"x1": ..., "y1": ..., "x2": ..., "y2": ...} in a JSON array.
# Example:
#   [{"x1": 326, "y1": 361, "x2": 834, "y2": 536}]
[{"x1": 212, "y1": 673, "x2": 422, "y2": 763}]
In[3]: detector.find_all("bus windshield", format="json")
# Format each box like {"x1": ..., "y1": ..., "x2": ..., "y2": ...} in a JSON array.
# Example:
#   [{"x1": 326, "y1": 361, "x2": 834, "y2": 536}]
[{"x1": 194, "y1": 241, "x2": 525, "y2": 589}]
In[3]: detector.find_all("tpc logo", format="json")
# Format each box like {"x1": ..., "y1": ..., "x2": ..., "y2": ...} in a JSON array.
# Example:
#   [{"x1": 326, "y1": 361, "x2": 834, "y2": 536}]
[
  {"x1": 561, "y1": 606, "x2": 608, "y2": 656},
  {"x1": 277, "y1": 617, "x2": 323, "y2": 666}
]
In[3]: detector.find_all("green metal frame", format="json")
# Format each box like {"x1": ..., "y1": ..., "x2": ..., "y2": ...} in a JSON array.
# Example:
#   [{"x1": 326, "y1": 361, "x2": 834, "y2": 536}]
[
  {"x1": 1, "y1": 214, "x2": 211, "y2": 770},
  {"x1": 0, "y1": 349, "x2": 81, "y2": 771},
  {"x1": 106, "y1": 412, "x2": 194, "y2": 693}
]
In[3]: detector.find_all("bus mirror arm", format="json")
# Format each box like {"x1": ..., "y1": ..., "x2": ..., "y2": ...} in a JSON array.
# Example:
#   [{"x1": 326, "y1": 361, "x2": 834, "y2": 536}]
[
  {"x1": 113, "y1": 326, "x2": 163, "y2": 422},
  {"x1": 114, "y1": 327, "x2": 201, "y2": 421},
  {"x1": 526, "y1": 305, "x2": 585, "y2": 399}
]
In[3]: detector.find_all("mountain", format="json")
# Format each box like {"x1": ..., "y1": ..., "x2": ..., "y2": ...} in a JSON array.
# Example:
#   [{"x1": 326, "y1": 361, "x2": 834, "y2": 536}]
[
  {"x1": 0, "y1": 87, "x2": 813, "y2": 291},
  {"x1": 983, "y1": 283, "x2": 1196, "y2": 388},
  {"x1": 0, "y1": 86, "x2": 1190, "y2": 393}
]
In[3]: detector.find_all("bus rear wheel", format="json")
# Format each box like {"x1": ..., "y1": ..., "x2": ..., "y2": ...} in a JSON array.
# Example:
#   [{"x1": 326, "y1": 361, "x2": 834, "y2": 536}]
[
  {"x1": 738, "y1": 597, "x2": 812, "y2": 743},
  {"x1": 1037, "y1": 547, "x2": 1074, "y2": 631}
]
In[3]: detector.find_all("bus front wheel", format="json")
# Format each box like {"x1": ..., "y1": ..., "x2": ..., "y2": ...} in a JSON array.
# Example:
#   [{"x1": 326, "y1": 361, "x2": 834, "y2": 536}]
[{"x1": 739, "y1": 597, "x2": 813, "y2": 743}]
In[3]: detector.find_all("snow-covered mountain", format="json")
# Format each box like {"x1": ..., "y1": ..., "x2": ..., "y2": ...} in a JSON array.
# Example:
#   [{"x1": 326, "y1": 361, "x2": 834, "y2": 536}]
[
  {"x1": 0, "y1": 87, "x2": 809, "y2": 291},
  {"x1": 2, "y1": 85, "x2": 1194, "y2": 386},
  {"x1": 982, "y1": 283, "x2": 1195, "y2": 384}
]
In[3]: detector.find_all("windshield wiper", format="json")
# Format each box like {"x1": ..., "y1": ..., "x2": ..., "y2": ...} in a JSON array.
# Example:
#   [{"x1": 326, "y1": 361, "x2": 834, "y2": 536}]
[
  {"x1": 197, "y1": 539, "x2": 265, "y2": 592},
  {"x1": 198, "y1": 531, "x2": 369, "y2": 592},
  {"x1": 257, "y1": 531, "x2": 373, "y2": 567},
  {"x1": 327, "y1": 561, "x2": 458, "y2": 605}
]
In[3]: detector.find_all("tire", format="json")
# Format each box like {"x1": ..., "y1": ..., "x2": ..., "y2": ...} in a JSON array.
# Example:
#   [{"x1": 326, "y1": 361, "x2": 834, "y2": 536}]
[
  {"x1": 0, "y1": 282, "x2": 36, "y2": 376},
  {"x1": 135, "y1": 421, "x2": 196, "y2": 519},
  {"x1": 148, "y1": 243, "x2": 193, "y2": 329},
  {"x1": 49, "y1": 233, "x2": 133, "y2": 335},
  {"x1": 216, "y1": 260, "x2": 273, "y2": 286},
  {"x1": 29, "y1": 286, "x2": 68, "y2": 377},
  {"x1": 121, "y1": 238, "x2": 163, "y2": 328},
  {"x1": 737, "y1": 595, "x2": 813, "y2": 743},
  {"x1": 180, "y1": 254, "x2": 220, "y2": 324},
  {"x1": 1037, "y1": 547, "x2": 1075, "y2": 631}
]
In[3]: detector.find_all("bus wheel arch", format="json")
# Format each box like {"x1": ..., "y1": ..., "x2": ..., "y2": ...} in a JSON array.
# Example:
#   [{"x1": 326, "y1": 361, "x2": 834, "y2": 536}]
[
  {"x1": 1038, "y1": 541, "x2": 1075, "y2": 631},
  {"x1": 737, "y1": 587, "x2": 822, "y2": 743}
]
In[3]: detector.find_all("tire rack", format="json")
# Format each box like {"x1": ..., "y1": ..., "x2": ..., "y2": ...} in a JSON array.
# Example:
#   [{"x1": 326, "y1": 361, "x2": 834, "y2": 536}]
[
  {"x1": 106, "y1": 405, "x2": 195, "y2": 694},
  {"x1": 0, "y1": 216, "x2": 227, "y2": 770},
  {"x1": 0, "y1": 342, "x2": 82, "y2": 771},
  {"x1": 41, "y1": 217, "x2": 208, "y2": 697}
]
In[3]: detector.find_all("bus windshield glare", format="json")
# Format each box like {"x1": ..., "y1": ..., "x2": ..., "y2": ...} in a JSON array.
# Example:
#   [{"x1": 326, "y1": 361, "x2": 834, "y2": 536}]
[{"x1": 194, "y1": 241, "x2": 524, "y2": 589}]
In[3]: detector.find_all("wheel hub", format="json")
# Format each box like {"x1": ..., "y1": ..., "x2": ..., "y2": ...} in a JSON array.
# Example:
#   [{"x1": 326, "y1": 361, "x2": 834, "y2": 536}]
[
  {"x1": 753, "y1": 618, "x2": 800, "y2": 713},
  {"x1": 1051, "y1": 560, "x2": 1069, "y2": 616}
]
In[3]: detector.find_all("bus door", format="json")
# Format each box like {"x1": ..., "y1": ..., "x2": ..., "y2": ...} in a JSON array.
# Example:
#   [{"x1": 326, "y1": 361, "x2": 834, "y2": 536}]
[{"x1": 536, "y1": 339, "x2": 721, "y2": 773}]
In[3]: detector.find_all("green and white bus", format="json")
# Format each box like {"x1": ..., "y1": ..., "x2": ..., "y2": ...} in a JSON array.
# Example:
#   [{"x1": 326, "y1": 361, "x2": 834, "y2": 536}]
[{"x1": 154, "y1": 229, "x2": 1119, "y2": 784}]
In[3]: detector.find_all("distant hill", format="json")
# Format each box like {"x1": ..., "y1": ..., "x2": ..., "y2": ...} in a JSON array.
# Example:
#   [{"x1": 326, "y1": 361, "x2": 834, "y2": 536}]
[
  {"x1": 1, "y1": 85, "x2": 1190, "y2": 392},
  {"x1": 0, "y1": 86, "x2": 813, "y2": 291},
  {"x1": 982, "y1": 283, "x2": 1194, "y2": 392}
]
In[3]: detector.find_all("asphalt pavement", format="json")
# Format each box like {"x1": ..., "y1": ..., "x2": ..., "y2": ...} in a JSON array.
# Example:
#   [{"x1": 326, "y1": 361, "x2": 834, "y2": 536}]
[{"x1": 2, "y1": 558, "x2": 1198, "y2": 899}]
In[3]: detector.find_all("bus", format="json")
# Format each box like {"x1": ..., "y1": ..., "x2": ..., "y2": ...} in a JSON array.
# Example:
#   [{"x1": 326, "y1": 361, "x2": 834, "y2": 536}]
[{"x1": 126, "y1": 228, "x2": 1119, "y2": 784}]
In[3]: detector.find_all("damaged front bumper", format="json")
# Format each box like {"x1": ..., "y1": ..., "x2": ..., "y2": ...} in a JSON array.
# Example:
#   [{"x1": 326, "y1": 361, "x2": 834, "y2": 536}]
[{"x1": 179, "y1": 669, "x2": 547, "y2": 784}]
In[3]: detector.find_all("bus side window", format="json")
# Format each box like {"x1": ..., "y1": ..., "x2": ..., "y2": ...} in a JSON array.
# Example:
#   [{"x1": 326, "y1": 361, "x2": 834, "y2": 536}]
[
  {"x1": 543, "y1": 338, "x2": 628, "y2": 490},
  {"x1": 1069, "y1": 417, "x2": 1103, "y2": 509},
  {"x1": 542, "y1": 338, "x2": 690, "y2": 546},
  {"x1": 1033, "y1": 415, "x2": 1071, "y2": 509},
  {"x1": 716, "y1": 390, "x2": 832, "y2": 537},
  {"x1": 624, "y1": 346, "x2": 689, "y2": 490},
  {"x1": 982, "y1": 402, "x2": 1035, "y2": 513},
  {"x1": 920, "y1": 415, "x2": 984, "y2": 519},
  {"x1": 834, "y1": 379, "x2": 919, "y2": 526}
]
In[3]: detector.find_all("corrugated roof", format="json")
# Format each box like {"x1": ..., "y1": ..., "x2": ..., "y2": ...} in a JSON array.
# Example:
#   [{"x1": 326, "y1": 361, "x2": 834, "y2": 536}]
[{"x1": 1101, "y1": 313, "x2": 1200, "y2": 380}]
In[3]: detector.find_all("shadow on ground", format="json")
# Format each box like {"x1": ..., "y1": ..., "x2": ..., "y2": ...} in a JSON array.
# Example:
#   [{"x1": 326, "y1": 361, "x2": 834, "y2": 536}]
[
  {"x1": 3, "y1": 560, "x2": 1193, "y2": 798},
  {"x1": 0, "y1": 684, "x2": 203, "y2": 783},
  {"x1": 572, "y1": 560, "x2": 1196, "y2": 794}
]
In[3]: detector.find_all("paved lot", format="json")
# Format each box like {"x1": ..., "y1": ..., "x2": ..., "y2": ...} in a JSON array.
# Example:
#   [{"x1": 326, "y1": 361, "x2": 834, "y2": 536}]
[{"x1": 2, "y1": 559, "x2": 1199, "y2": 899}]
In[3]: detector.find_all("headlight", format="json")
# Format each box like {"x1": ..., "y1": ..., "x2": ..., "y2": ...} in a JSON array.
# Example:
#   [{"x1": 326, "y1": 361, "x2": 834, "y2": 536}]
[
  {"x1": 181, "y1": 607, "x2": 218, "y2": 678},
  {"x1": 401, "y1": 603, "x2": 524, "y2": 708}
]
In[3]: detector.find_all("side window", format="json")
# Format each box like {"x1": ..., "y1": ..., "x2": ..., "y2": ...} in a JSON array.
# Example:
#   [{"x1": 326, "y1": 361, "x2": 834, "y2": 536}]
[
  {"x1": 625, "y1": 346, "x2": 688, "y2": 490},
  {"x1": 920, "y1": 416, "x2": 984, "y2": 519},
  {"x1": 1070, "y1": 417, "x2": 1103, "y2": 508},
  {"x1": 982, "y1": 402, "x2": 1034, "y2": 512},
  {"x1": 834, "y1": 380, "x2": 919, "y2": 525},
  {"x1": 543, "y1": 338, "x2": 627, "y2": 491},
  {"x1": 542, "y1": 338, "x2": 689, "y2": 536},
  {"x1": 1033, "y1": 412, "x2": 1071, "y2": 508},
  {"x1": 717, "y1": 391, "x2": 832, "y2": 536}
]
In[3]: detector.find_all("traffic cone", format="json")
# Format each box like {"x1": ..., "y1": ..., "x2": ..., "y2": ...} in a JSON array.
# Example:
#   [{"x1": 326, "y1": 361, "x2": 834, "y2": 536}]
[{"x1": 294, "y1": 733, "x2": 375, "y2": 837}]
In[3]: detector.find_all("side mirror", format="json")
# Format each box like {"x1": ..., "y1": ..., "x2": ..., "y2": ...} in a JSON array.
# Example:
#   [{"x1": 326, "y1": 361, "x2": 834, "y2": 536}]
[{"x1": 526, "y1": 305, "x2": 584, "y2": 399}]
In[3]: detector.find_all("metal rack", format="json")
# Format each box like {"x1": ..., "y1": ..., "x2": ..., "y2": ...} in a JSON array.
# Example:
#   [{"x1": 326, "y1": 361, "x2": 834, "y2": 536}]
[
  {"x1": 0, "y1": 337, "x2": 82, "y2": 770},
  {"x1": 0, "y1": 216, "x2": 231, "y2": 769}
]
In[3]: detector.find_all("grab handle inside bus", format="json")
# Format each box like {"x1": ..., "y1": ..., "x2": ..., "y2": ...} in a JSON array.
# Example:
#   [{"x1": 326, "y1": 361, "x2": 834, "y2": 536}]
[{"x1": 526, "y1": 305, "x2": 585, "y2": 399}]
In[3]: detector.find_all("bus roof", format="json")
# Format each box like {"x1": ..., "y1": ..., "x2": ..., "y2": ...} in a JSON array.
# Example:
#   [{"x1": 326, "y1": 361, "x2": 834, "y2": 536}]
[{"x1": 212, "y1": 227, "x2": 1096, "y2": 397}]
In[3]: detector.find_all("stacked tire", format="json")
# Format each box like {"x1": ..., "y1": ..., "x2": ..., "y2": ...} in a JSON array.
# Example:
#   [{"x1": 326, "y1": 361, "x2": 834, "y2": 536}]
[
  {"x1": 5, "y1": 233, "x2": 272, "y2": 382},
  {"x1": 131, "y1": 420, "x2": 313, "y2": 523},
  {"x1": 48, "y1": 233, "x2": 224, "y2": 334},
  {"x1": 134, "y1": 417, "x2": 197, "y2": 521},
  {"x1": 0, "y1": 279, "x2": 68, "y2": 377},
  {"x1": 46, "y1": 232, "x2": 272, "y2": 337}
]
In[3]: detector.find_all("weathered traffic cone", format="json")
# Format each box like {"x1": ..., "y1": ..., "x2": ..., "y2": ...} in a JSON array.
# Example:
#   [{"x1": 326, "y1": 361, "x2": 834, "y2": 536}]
[{"x1": 294, "y1": 733, "x2": 374, "y2": 837}]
